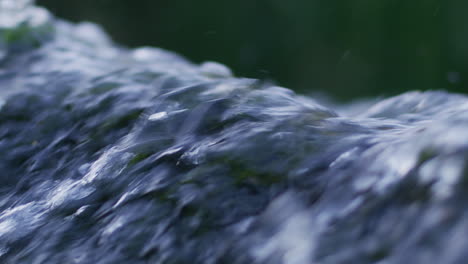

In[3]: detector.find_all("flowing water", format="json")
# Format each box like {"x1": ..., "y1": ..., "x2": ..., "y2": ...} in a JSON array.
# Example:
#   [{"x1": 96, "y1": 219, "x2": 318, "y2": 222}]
[{"x1": 1, "y1": 2, "x2": 468, "y2": 264}]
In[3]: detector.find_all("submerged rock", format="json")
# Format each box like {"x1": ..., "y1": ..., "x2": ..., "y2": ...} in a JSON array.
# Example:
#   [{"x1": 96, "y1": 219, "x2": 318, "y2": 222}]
[{"x1": 1, "y1": 2, "x2": 468, "y2": 264}]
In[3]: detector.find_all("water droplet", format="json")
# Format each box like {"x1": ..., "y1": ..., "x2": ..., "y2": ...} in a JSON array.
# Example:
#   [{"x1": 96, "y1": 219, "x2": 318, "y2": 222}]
[{"x1": 447, "y1": 72, "x2": 460, "y2": 84}]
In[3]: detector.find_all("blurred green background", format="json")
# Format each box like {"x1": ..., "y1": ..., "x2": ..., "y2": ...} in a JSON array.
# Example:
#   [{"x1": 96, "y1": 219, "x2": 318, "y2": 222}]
[{"x1": 38, "y1": 0, "x2": 467, "y2": 100}]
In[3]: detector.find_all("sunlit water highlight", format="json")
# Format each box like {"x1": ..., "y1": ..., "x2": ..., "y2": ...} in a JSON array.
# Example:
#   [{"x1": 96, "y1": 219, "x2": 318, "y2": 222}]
[{"x1": 1, "y1": 2, "x2": 468, "y2": 264}]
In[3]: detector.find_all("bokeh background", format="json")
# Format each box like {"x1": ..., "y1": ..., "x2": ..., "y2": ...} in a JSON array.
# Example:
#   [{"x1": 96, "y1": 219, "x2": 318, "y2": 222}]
[{"x1": 38, "y1": 0, "x2": 467, "y2": 101}]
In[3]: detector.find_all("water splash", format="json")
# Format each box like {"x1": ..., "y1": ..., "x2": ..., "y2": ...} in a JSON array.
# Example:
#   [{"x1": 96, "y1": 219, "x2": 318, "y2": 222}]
[
  {"x1": 0, "y1": 0, "x2": 35, "y2": 28},
  {"x1": 0, "y1": 0, "x2": 52, "y2": 59}
]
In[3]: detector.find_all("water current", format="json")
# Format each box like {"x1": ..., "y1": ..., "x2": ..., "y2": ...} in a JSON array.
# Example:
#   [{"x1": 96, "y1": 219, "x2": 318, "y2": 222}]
[{"x1": 1, "y1": 1, "x2": 468, "y2": 263}]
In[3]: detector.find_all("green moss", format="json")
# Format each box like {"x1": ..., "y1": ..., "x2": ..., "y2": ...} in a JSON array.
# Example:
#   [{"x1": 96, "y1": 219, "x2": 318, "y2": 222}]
[
  {"x1": 418, "y1": 147, "x2": 438, "y2": 164},
  {"x1": 101, "y1": 110, "x2": 143, "y2": 131},
  {"x1": 220, "y1": 157, "x2": 283, "y2": 185},
  {"x1": 89, "y1": 82, "x2": 120, "y2": 95},
  {"x1": 128, "y1": 152, "x2": 152, "y2": 166},
  {"x1": 2, "y1": 26, "x2": 29, "y2": 44},
  {"x1": 0, "y1": 23, "x2": 49, "y2": 48},
  {"x1": 368, "y1": 246, "x2": 391, "y2": 262}
]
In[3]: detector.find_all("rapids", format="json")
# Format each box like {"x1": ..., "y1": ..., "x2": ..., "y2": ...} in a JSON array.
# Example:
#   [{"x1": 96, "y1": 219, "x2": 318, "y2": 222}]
[{"x1": 1, "y1": 2, "x2": 468, "y2": 263}]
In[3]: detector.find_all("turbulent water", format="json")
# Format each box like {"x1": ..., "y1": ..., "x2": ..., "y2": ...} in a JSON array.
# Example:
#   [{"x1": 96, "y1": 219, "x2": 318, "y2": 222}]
[{"x1": 2, "y1": 2, "x2": 468, "y2": 264}]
